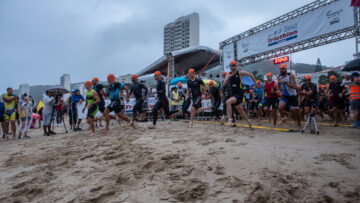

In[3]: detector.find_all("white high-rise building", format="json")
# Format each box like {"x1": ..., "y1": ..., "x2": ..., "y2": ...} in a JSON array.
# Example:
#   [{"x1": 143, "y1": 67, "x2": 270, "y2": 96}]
[
  {"x1": 19, "y1": 84, "x2": 30, "y2": 96},
  {"x1": 60, "y1": 74, "x2": 71, "y2": 101},
  {"x1": 163, "y1": 12, "x2": 199, "y2": 54},
  {"x1": 60, "y1": 74, "x2": 71, "y2": 91}
]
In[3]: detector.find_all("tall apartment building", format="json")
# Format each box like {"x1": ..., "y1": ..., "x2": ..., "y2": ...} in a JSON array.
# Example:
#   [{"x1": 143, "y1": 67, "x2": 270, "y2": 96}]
[
  {"x1": 19, "y1": 84, "x2": 30, "y2": 96},
  {"x1": 163, "y1": 12, "x2": 199, "y2": 54},
  {"x1": 60, "y1": 74, "x2": 71, "y2": 101},
  {"x1": 60, "y1": 73, "x2": 71, "y2": 91}
]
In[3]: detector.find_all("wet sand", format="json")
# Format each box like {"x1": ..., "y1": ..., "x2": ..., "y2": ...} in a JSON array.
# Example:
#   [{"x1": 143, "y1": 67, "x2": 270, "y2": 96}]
[{"x1": 0, "y1": 119, "x2": 359, "y2": 202}]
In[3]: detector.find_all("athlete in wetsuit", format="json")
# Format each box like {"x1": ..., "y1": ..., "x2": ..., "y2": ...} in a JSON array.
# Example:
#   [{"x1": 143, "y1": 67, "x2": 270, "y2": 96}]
[
  {"x1": 130, "y1": 74, "x2": 148, "y2": 122},
  {"x1": 207, "y1": 80, "x2": 223, "y2": 120},
  {"x1": 92, "y1": 77, "x2": 105, "y2": 113},
  {"x1": 148, "y1": 71, "x2": 179, "y2": 129},
  {"x1": 103, "y1": 74, "x2": 134, "y2": 130},
  {"x1": 82, "y1": 81, "x2": 100, "y2": 135},
  {"x1": 220, "y1": 71, "x2": 231, "y2": 124},
  {"x1": 186, "y1": 68, "x2": 210, "y2": 127},
  {"x1": 300, "y1": 75, "x2": 318, "y2": 116},
  {"x1": 223, "y1": 60, "x2": 255, "y2": 128},
  {"x1": 328, "y1": 75, "x2": 346, "y2": 126},
  {"x1": 277, "y1": 64, "x2": 301, "y2": 126},
  {"x1": 263, "y1": 72, "x2": 278, "y2": 125}
]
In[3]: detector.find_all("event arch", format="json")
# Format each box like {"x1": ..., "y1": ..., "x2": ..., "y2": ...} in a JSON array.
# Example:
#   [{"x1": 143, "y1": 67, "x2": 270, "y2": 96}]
[{"x1": 219, "y1": 0, "x2": 359, "y2": 71}]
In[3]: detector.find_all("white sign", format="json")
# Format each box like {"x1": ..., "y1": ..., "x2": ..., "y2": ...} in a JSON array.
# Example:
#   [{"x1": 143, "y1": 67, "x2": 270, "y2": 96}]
[
  {"x1": 222, "y1": 43, "x2": 234, "y2": 72},
  {"x1": 124, "y1": 98, "x2": 157, "y2": 114},
  {"x1": 236, "y1": 0, "x2": 354, "y2": 59}
]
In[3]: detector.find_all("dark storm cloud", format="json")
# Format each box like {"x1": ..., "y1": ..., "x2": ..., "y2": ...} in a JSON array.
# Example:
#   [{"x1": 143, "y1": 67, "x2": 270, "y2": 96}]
[{"x1": 0, "y1": 0, "x2": 354, "y2": 92}]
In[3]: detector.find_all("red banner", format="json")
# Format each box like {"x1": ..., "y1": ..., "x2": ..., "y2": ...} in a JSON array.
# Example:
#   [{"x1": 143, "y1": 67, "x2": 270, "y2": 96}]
[{"x1": 352, "y1": 0, "x2": 360, "y2": 7}]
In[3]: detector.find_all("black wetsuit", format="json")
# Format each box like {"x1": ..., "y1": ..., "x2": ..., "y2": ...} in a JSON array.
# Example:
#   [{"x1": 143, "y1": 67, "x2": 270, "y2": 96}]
[
  {"x1": 130, "y1": 82, "x2": 148, "y2": 120},
  {"x1": 152, "y1": 80, "x2": 178, "y2": 125},
  {"x1": 187, "y1": 77, "x2": 205, "y2": 109},
  {"x1": 301, "y1": 83, "x2": 318, "y2": 108},
  {"x1": 209, "y1": 86, "x2": 222, "y2": 118},
  {"x1": 229, "y1": 71, "x2": 243, "y2": 105},
  {"x1": 93, "y1": 84, "x2": 105, "y2": 113}
]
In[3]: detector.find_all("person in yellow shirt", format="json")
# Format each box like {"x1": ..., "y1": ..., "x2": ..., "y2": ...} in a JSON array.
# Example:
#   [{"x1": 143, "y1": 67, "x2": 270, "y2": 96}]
[
  {"x1": 171, "y1": 87, "x2": 179, "y2": 110},
  {"x1": 2, "y1": 87, "x2": 18, "y2": 139}
]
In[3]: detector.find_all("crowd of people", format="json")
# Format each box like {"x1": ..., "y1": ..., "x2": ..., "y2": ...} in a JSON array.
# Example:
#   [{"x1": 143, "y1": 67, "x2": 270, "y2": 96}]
[{"x1": 1, "y1": 60, "x2": 359, "y2": 140}]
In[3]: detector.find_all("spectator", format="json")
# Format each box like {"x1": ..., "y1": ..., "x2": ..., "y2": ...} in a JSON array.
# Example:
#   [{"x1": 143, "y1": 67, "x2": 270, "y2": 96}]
[
  {"x1": 43, "y1": 90, "x2": 55, "y2": 136},
  {"x1": 349, "y1": 72, "x2": 360, "y2": 128},
  {"x1": 55, "y1": 95, "x2": 64, "y2": 126},
  {"x1": 71, "y1": 89, "x2": 84, "y2": 131},
  {"x1": 2, "y1": 87, "x2": 18, "y2": 140},
  {"x1": 18, "y1": 93, "x2": 33, "y2": 139},
  {"x1": 0, "y1": 97, "x2": 5, "y2": 139},
  {"x1": 171, "y1": 87, "x2": 179, "y2": 111}
]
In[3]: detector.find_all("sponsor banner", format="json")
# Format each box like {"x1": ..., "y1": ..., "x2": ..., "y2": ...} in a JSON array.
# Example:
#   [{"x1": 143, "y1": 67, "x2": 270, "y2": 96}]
[
  {"x1": 222, "y1": 43, "x2": 235, "y2": 72},
  {"x1": 124, "y1": 98, "x2": 156, "y2": 114},
  {"x1": 236, "y1": 0, "x2": 354, "y2": 59}
]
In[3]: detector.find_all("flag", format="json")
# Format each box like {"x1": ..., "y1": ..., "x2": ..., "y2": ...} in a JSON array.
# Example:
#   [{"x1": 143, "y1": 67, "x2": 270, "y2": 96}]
[{"x1": 352, "y1": 0, "x2": 360, "y2": 6}]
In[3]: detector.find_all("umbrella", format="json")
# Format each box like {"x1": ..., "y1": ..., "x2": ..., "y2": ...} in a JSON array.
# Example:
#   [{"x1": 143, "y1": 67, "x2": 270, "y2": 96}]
[
  {"x1": 47, "y1": 86, "x2": 70, "y2": 95},
  {"x1": 169, "y1": 77, "x2": 187, "y2": 86},
  {"x1": 241, "y1": 76, "x2": 255, "y2": 87},
  {"x1": 342, "y1": 58, "x2": 360, "y2": 71}
]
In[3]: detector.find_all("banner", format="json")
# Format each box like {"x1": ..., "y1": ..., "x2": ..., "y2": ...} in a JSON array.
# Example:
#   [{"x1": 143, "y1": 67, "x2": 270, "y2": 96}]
[
  {"x1": 236, "y1": 0, "x2": 354, "y2": 59},
  {"x1": 124, "y1": 98, "x2": 156, "y2": 114},
  {"x1": 222, "y1": 43, "x2": 235, "y2": 72}
]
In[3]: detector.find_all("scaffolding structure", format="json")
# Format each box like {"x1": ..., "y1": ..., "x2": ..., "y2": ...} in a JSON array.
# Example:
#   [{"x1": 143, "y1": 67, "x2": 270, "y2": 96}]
[{"x1": 220, "y1": 0, "x2": 360, "y2": 68}]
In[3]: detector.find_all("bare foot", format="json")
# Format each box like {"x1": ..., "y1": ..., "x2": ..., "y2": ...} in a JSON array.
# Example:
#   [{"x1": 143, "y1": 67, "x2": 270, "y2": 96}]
[
  {"x1": 220, "y1": 117, "x2": 225, "y2": 125},
  {"x1": 130, "y1": 121, "x2": 135, "y2": 129},
  {"x1": 188, "y1": 122, "x2": 193, "y2": 128},
  {"x1": 228, "y1": 119, "x2": 233, "y2": 127},
  {"x1": 278, "y1": 118, "x2": 286, "y2": 126}
]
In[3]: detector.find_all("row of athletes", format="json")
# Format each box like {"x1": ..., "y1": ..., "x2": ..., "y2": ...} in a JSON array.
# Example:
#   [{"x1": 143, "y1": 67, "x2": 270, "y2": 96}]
[{"x1": 81, "y1": 59, "x2": 355, "y2": 133}]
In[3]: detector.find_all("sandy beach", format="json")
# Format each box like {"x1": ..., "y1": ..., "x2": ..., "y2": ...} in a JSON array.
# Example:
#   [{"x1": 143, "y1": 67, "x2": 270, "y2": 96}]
[{"x1": 0, "y1": 119, "x2": 359, "y2": 202}]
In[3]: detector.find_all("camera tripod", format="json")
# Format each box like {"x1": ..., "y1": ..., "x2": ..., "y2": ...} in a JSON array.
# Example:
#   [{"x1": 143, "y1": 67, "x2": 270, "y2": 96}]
[{"x1": 301, "y1": 107, "x2": 319, "y2": 135}]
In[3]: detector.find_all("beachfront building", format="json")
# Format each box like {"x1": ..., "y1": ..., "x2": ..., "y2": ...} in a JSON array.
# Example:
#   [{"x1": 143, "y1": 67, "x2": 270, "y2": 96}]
[
  {"x1": 60, "y1": 74, "x2": 71, "y2": 91},
  {"x1": 118, "y1": 74, "x2": 132, "y2": 84},
  {"x1": 163, "y1": 12, "x2": 199, "y2": 54},
  {"x1": 19, "y1": 83, "x2": 30, "y2": 96},
  {"x1": 61, "y1": 74, "x2": 71, "y2": 101}
]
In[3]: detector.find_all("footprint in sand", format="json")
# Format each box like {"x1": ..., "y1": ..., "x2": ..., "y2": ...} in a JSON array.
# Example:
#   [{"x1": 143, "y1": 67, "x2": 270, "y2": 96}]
[{"x1": 314, "y1": 153, "x2": 357, "y2": 169}]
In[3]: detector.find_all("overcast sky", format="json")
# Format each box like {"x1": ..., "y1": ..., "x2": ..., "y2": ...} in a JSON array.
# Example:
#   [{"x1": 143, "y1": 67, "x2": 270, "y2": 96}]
[{"x1": 0, "y1": 0, "x2": 355, "y2": 91}]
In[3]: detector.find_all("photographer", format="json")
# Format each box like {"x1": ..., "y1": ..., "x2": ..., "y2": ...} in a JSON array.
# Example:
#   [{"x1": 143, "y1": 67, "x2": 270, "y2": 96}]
[{"x1": 43, "y1": 90, "x2": 55, "y2": 136}]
